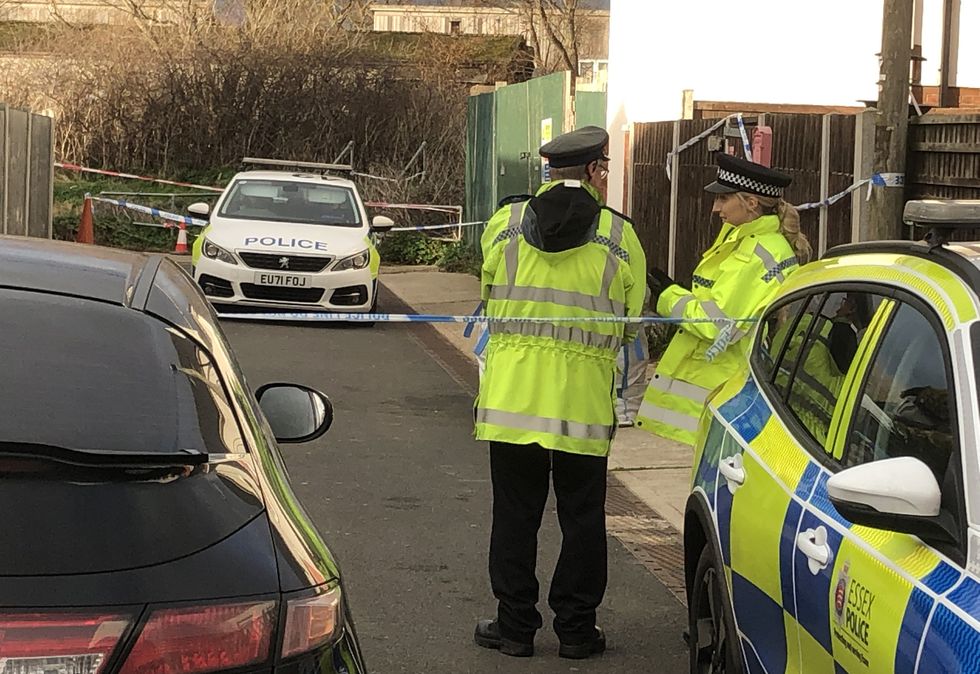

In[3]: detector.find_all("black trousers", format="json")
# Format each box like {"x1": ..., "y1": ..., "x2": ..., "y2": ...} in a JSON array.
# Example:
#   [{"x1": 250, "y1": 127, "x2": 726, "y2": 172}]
[{"x1": 488, "y1": 440, "x2": 608, "y2": 645}]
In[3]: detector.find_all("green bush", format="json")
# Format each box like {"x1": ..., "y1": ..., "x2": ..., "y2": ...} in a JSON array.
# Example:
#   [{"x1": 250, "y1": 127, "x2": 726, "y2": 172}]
[
  {"x1": 437, "y1": 241, "x2": 482, "y2": 277},
  {"x1": 377, "y1": 232, "x2": 450, "y2": 266},
  {"x1": 52, "y1": 175, "x2": 209, "y2": 252}
]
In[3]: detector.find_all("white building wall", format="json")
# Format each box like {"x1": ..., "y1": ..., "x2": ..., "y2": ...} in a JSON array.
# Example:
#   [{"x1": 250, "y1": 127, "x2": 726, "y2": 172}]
[{"x1": 606, "y1": 0, "x2": 980, "y2": 211}]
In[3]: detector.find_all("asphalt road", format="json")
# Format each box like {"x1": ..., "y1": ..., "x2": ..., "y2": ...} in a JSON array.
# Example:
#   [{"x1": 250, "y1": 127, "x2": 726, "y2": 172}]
[{"x1": 221, "y1": 287, "x2": 688, "y2": 673}]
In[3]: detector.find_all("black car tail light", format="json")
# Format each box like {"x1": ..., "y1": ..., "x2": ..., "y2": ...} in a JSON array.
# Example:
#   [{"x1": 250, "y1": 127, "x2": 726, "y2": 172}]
[
  {"x1": 118, "y1": 601, "x2": 276, "y2": 674},
  {"x1": 0, "y1": 611, "x2": 133, "y2": 674},
  {"x1": 281, "y1": 585, "x2": 343, "y2": 658}
]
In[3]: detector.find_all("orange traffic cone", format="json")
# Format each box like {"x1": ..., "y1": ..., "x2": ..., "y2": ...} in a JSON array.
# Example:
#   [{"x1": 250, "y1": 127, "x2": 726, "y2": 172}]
[
  {"x1": 76, "y1": 196, "x2": 94, "y2": 244},
  {"x1": 174, "y1": 222, "x2": 189, "y2": 255}
]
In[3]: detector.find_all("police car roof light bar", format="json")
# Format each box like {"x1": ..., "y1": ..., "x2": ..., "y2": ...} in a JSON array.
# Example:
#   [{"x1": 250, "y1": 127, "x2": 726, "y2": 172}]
[
  {"x1": 904, "y1": 199, "x2": 980, "y2": 249},
  {"x1": 241, "y1": 157, "x2": 355, "y2": 175}
]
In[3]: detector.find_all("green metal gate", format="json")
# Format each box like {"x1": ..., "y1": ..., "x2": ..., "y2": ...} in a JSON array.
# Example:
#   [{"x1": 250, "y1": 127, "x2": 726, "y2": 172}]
[{"x1": 464, "y1": 73, "x2": 607, "y2": 252}]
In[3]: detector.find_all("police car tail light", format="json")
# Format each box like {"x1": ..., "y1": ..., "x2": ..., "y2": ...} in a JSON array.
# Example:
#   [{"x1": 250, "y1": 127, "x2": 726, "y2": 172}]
[
  {"x1": 0, "y1": 611, "x2": 132, "y2": 674},
  {"x1": 202, "y1": 240, "x2": 237, "y2": 265},
  {"x1": 333, "y1": 250, "x2": 370, "y2": 271},
  {"x1": 118, "y1": 601, "x2": 276, "y2": 674},
  {"x1": 281, "y1": 585, "x2": 343, "y2": 657}
]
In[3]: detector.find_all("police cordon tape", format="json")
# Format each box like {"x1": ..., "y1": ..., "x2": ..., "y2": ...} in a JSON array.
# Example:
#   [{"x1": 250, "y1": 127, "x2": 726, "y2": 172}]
[
  {"x1": 215, "y1": 312, "x2": 758, "y2": 360},
  {"x1": 89, "y1": 194, "x2": 473, "y2": 233},
  {"x1": 58, "y1": 163, "x2": 224, "y2": 192},
  {"x1": 214, "y1": 311, "x2": 756, "y2": 326},
  {"x1": 88, "y1": 195, "x2": 209, "y2": 227},
  {"x1": 665, "y1": 114, "x2": 740, "y2": 181}
]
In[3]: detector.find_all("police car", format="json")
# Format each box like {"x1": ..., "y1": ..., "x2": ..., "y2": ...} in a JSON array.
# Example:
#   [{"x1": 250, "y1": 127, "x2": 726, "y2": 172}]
[
  {"x1": 190, "y1": 158, "x2": 393, "y2": 313},
  {"x1": 685, "y1": 200, "x2": 980, "y2": 672}
]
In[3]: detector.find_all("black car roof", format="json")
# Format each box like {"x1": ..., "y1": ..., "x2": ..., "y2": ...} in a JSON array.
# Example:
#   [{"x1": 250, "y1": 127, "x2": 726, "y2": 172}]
[
  {"x1": 0, "y1": 236, "x2": 221, "y2": 349},
  {"x1": 0, "y1": 236, "x2": 157, "y2": 306}
]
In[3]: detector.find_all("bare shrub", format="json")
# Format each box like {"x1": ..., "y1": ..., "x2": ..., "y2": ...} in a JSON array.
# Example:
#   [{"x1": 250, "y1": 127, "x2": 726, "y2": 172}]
[{"x1": 0, "y1": 10, "x2": 510, "y2": 208}]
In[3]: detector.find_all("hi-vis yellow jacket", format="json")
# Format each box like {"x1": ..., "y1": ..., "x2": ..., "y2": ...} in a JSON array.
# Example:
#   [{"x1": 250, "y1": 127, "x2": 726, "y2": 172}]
[
  {"x1": 475, "y1": 181, "x2": 647, "y2": 456},
  {"x1": 636, "y1": 214, "x2": 799, "y2": 445}
]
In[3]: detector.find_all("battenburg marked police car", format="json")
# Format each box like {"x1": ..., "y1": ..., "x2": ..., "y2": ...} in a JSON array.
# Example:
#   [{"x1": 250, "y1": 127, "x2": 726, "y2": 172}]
[
  {"x1": 189, "y1": 158, "x2": 393, "y2": 313},
  {"x1": 685, "y1": 200, "x2": 980, "y2": 672}
]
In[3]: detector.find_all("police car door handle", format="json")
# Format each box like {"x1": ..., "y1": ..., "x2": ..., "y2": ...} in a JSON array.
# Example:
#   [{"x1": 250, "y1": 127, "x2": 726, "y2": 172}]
[
  {"x1": 797, "y1": 526, "x2": 833, "y2": 575},
  {"x1": 719, "y1": 454, "x2": 745, "y2": 493}
]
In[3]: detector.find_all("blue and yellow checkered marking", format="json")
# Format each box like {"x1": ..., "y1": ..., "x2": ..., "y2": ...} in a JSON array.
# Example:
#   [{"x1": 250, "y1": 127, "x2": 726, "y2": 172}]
[
  {"x1": 895, "y1": 588, "x2": 933, "y2": 673},
  {"x1": 918, "y1": 605, "x2": 980, "y2": 672},
  {"x1": 948, "y1": 576, "x2": 980, "y2": 622},
  {"x1": 698, "y1": 364, "x2": 980, "y2": 674},
  {"x1": 923, "y1": 561, "x2": 963, "y2": 595}
]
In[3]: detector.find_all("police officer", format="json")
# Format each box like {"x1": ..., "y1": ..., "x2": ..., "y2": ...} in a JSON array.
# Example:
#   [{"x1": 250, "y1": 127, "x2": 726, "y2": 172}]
[
  {"x1": 636, "y1": 154, "x2": 812, "y2": 445},
  {"x1": 473, "y1": 126, "x2": 646, "y2": 659}
]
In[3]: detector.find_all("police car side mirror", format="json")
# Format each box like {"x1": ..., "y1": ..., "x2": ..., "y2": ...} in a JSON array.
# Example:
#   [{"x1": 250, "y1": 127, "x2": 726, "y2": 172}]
[
  {"x1": 827, "y1": 457, "x2": 957, "y2": 545},
  {"x1": 257, "y1": 383, "x2": 333, "y2": 444},
  {"x1": 371, "y1": 215, "x2": 395, "y2": 233},
  {"x1": 188, "y1": 202, "x2": 211, "y2": 219}
]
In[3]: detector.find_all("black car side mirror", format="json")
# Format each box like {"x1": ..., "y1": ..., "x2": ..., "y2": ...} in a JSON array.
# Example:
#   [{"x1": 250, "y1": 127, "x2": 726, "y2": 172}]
[{"x1": 257, "y1": 383, "x2": 333, "y2": 443}]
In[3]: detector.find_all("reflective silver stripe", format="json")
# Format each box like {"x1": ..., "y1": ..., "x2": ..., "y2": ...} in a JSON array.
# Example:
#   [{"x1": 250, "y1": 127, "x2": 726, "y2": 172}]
[
  {"x1": 488, "y1": 321, "x2": 622, "y2": 351},
  {"x1": 754, "y1": 243, "x2": 791, "y2": 283},
  {"x1": 701, "y1": 300, "x2": 730, "y2": 320},
  {"x1": 600, "y1": 215, "x2": 625, "y2": 297},
  {"x1": 489, "y1": 285, "x2": 625, "y2": 315},
  {"x1": 599, "y1": 251, "x2": 618, "y2": 297},
  {"x1": 476, "y1": 408, "x2": 613, "y2": 441},
  {"x1": 671, "y1": 294, "x2": 696, "y2": 319},
  {"x1": 505, "y1": 204, "x2": 523, "y2": 286},
  {"x1": 647, "y1": 374, "x2": 713, "y2": 405},
  {"x1": 637, "y1": 401, "x2": 700, "y2": 433}
]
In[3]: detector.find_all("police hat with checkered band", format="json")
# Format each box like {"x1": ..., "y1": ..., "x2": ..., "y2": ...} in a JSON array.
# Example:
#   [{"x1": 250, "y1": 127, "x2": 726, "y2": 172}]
[{"x1": 705, "y1": 153, "x2": 792, "y2": 198}]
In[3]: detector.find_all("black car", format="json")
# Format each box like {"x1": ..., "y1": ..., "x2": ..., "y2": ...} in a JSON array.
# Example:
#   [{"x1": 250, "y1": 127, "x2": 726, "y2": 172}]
[{"x1": 0, "y1": 237, "x2": 366, "y2": 673}]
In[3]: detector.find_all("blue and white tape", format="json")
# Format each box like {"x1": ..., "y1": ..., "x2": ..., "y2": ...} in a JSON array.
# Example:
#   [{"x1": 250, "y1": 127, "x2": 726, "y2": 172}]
[
  {"x1": 90, "y1": 195, "x2": 208, "y2": 227},
  {"x1": 795, "y1": 178, "x2": 872, "y2": 211},
  {"x1": 665, "y1": 114, "x2": 738, "y2": 180},
  {"x1": 871, "y1": 172, "x2": 905, "y2": 188},
  {"x1": 736, "y1": 114, "x2": 753, "y2": 162},
  {"x1": 216, "y1": 312, "x2": 755, "y2": 326}
]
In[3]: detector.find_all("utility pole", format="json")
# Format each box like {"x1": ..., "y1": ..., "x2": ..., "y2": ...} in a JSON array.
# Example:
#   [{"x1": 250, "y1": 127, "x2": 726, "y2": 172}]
[
  {"x1": 939, "y1": 0, "x2": 961, "y2": 107},
  {"x1": 868, "y1": 0, "x2": 915, "y2": 241}
]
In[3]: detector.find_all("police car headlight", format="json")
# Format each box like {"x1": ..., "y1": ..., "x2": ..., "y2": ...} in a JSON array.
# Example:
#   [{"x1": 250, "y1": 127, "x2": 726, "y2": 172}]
[
  {"x1": 333, "y1": 250, "x2": 370, "y2": 271},
  {"x1": 203, "y1": 240, "x2": 238, "y2": 265}
]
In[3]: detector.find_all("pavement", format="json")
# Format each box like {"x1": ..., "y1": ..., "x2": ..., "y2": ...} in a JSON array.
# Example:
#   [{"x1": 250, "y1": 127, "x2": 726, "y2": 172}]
[
  {"x1": 380, "y1": 265, "x2": 692, "y2": 534},
  {"x1": 220, "y1": 287, "x2": 688, "y2": 673}
]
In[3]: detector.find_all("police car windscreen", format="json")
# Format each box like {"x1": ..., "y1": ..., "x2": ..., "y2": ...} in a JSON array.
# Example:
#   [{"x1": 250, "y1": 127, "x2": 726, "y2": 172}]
[
  {"x1": 0, "y1": 290, "x2": 243, "y2": 457},
  {"x1": 218, "y1": 179, "x2": 362, "y2": 227}
]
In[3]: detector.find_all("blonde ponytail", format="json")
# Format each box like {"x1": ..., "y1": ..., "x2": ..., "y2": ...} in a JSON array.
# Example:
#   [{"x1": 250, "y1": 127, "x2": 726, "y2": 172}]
[
  {"x1": 775, "y1": 199, "x2": 811, "y2": 264},
  {"x1": 744, "y1": 193, "x2": 812, "y2": 264}
]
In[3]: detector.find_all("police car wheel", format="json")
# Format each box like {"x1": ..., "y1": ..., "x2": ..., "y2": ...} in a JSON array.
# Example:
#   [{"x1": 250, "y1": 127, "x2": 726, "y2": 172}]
[{"x1": 689, "y1": 546, "x2": 739, "y2": 674}]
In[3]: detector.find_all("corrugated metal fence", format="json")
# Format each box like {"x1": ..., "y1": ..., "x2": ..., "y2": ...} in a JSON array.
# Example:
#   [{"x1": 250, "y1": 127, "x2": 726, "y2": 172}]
[
  {"x1": 1, "y1": 103, "x2": 54, "y2": 238},
  {"x1": 629, "y1": 112, "x2": 875, "y2": 285}
]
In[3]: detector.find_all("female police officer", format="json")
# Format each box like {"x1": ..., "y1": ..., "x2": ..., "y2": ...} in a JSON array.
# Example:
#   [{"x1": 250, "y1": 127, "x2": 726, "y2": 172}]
[{"x1": 635, "y1": 154, "x2": 812, "y2": 445}]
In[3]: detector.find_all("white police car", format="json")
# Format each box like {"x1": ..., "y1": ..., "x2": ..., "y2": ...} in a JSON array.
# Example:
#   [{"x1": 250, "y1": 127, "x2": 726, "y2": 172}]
[
  {"x1": 190, "y1": 158, "x2": 393, "y2": 313},
  {"x1": 685, "y1": 201, "x2": 980, "y2": 672}
]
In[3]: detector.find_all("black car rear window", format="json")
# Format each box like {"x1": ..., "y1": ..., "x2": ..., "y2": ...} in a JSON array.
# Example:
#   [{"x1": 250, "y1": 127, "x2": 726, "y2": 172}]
[{"x1": 0, "y1": 289, "x2": 244, "y2": 455}]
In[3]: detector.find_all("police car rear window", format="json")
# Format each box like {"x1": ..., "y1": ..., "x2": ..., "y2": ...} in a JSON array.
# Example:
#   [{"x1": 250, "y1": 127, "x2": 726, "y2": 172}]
[
  {"x1": 219, "y1": 179, "x2": 362, "y2": 227},
  {"x1": 0, "y1": 290, "x2": 244, "y2": 456}
]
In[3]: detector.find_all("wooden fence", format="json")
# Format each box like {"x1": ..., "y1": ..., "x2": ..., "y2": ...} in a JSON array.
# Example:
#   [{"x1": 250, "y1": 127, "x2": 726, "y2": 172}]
[
  {"x1": 1, "y1": 103, "x2": 54, "y2": 238},
  {"x1": 906, "y1": 112, "x2": 980, "y2": 240},
  {"x1": 628, "y1": 111, "x2": 875, "y2": 284}
]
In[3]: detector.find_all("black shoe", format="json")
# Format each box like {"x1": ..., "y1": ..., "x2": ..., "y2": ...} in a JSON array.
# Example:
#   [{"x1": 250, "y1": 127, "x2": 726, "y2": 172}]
[
  {"x1": 559, "y1": 626, "x2": 606, "y2": 659},
  {"x1": 474, "y1": 619, "x2": 534, "y2": 657}
]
